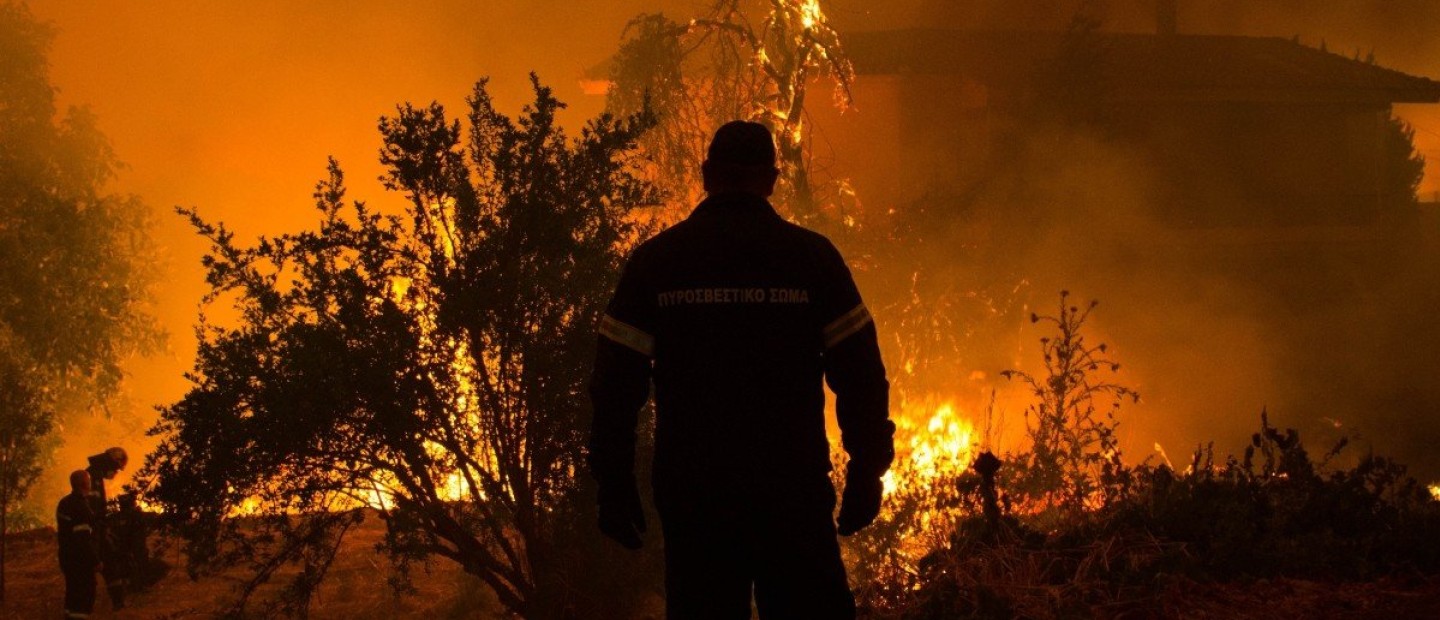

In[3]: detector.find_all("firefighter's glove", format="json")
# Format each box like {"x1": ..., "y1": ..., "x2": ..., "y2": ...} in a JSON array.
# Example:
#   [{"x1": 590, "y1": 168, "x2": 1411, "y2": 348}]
[
  {"x1": 837, "y1": 471, "x2": 884, "y2": 536},
  {"x1": 597, "y1": 481, "x2": 646, "y2": 550}
]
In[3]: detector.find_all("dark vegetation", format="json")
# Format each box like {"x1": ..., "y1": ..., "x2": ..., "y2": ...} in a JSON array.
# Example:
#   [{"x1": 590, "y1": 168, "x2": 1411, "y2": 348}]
[
  {"x1": 138, "y1": 78, "x2": 663, "y2": 618},
  {"x1": 83, "y1": 0, "x2": 1439, "y2": 617},
  {"x1": 848, "y1": 293, "x2": 1440, "y2": 619},
  {"x1": 0, "y1": 1, "x2": 161, "y2": 601}
]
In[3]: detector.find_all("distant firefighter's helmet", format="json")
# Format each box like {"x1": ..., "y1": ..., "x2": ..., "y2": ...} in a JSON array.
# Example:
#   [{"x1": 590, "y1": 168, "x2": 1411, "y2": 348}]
[
  {"x1": 88, "y1": 447, "x2": 129, "y2": 478},
  {"x1": 106, "y1": 446, "x2": 129, "y2": 470}
]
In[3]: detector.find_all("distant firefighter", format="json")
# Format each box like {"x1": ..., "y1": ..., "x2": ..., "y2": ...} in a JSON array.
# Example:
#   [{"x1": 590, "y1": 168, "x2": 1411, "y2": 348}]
[
  {"x1": 85, "y1": 447, "x2": 128, "y2": 609},
  {"x1": 112, "y1": 493, "x2": 168, "y2": 591},
  {"x1": 57, "y1": 470, "x2": 101, "y2": 620}
]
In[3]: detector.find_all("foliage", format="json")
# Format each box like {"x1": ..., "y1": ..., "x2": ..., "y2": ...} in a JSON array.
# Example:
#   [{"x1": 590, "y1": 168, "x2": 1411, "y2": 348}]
[
  {"x1": 863, "y1": 415, "x2": 1440, "y2": 619},
  {"x1": 1087, "y1": 413, "x2": 1440, "y2": 579},
  {"x1": 1000, "y1": 291, "x2": 1138, "y2": 515},
  {"x1": 606, "y1": 13, "x2": 714, "y2": 212},
  {"x1": 1383, "y1": 113, "x2": 1426, "y2": 207},
  {"x1": 849, "y1": 294, "x2": 1440, "y2": 618},
  {"x1": 848, "y1": 290, "x2": 1139, "y2": 611},
  {"x1": 139, "y1": 76, "x2": 660, "y2": 619},
  {"x1": 0, "y1": 1, "x2": 159, "y2": 602},
  {"x1": 0, "y1": 352, "x2": 49, "y2": 516},
  {"x1": 0, "y1": 2, "x2": 163, "y2": 409},
  {"x1": 0, "y1": 340, "x2": 52, "y2": 601},
  {"x1": 607, "y1": 0, "x2": 854, "y2": 219}
]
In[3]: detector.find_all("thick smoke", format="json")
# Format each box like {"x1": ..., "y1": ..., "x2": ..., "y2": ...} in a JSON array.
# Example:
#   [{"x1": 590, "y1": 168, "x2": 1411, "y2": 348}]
[
  {"x1": 23, "y1": 0, "x2": 1440, "y2": 514},
  {"x1": 815, "y1": 0, "x2": 1440, "y2": 478},
  {"x1": 26, "y1": 0, "x2": 673, "y2": 515}
]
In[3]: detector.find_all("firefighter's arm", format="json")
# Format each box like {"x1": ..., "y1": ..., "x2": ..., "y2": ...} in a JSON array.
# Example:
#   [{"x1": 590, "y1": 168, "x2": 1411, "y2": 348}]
[
  {"x1": 84, "y1": 507, "x2": 102, "y2": 567},
  {"x1": 588, "y1": 338, "x2": 651, "y2": 490},
  {"x1": 818, "y1": 244, "x2": 894, "y2": 480},
  {"x1": 818, "y1": 241, "x2": 894, "y2": 535},
  {"x1": 63, "y1": 502, "x2": 102, "y2": 567},
  {"x1": 587, "y1": 249, "x2": 655, "y2": 549},
  {"x1": 825, "y1": 320, "x2": 894, "y2": 479}
]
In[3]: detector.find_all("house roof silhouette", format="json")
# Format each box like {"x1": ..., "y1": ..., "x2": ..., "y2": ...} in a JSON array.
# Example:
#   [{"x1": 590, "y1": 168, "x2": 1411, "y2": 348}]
[{"x1": 843, "y1": 30, "x2": 1440, "y2": 104}]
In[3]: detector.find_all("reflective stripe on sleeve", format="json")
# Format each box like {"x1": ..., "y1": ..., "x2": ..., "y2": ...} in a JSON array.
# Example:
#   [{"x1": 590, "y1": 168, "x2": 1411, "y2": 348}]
[
  {"x1": 72, "y1": 524, "x2": 92, "y2": 533},
  {"x1": 600, "y1": 314, "x2": 655, "y2": 357},
  {"x1": 823, "y1": 303, "x2": 873, "y2": 349}
]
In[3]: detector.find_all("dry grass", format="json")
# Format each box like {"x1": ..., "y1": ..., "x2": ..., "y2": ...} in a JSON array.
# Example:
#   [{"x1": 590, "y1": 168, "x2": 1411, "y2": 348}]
[
  {"x1": 1157, "y1": 575, "x2": 1440, "y2": 620},
  {"x1": 2, "y1": 514, "x2": 1437, "y2": 619},
  {"x1": 861, "y1": 527, "x2": 1440, "y2": 620},
  {"x1": 0, "y1": 512, "x2": 504, "y2": 619}
]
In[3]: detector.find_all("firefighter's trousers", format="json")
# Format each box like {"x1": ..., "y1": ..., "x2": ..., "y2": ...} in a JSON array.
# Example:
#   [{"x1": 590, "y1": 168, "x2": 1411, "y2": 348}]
[
  {"x1": 62, "y1": 564, "x2": 96, "y2": 619},
  {"x1": 656, "y1": 475, "x2": 855, "y2": 620}
]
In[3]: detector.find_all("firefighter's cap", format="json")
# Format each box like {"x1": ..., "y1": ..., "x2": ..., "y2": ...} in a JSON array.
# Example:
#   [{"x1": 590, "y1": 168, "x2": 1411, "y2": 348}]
[
  {"x1": 706, "y1": 120, "x2": 777, "y2": 169},
  {"x1": 69, "y1": 470, "x2": 90, "y2": 493},
  {"x1": 107, "y1": 446, "x2": 128, "y2": 469}
]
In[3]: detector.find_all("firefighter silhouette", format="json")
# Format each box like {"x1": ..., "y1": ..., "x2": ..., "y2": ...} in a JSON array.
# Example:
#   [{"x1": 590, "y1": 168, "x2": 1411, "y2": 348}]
[
  {"x1": 84, "y1": 447, "x2": 128, "y2": 609},
  {"x1": 112, "y1": 493, "x2": 168, "y2": 591},
  {"x1": 589, "y1": 121, "x2": 894, "y2": 619},
  {"x1": 57, "y1": 470, "x2": 101, "y2": 619}
]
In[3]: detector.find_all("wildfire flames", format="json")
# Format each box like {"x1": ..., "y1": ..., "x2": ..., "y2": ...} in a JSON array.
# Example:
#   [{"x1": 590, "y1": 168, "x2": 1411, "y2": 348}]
[{"x1": 882, "y1": 399, "x2": 979, "y2": 497}]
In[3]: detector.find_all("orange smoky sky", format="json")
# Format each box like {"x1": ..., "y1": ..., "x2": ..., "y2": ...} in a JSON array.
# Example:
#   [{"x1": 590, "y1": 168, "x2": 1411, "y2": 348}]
[
  {"x1": 28, "y1": 0, "x2": 686, "y2": 499},
  {"x1": 21, "y1": 0, "x2": 913, "y2": 500},
  {"x1": 23, "y1": 0, "x2": 1440, "y2": 499}
]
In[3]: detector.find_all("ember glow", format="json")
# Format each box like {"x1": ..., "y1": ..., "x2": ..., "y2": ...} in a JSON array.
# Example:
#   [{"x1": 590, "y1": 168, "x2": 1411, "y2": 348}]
[
  {"x1": 882, "y1": 399, "x2": 978, "y2": 497},
  {"x1": 798, "y1": 0, "x2": 823, "y2": 30}
]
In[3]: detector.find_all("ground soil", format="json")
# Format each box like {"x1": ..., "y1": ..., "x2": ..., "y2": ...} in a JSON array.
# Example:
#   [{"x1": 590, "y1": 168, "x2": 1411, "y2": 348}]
[
  {"x1": 1155, "y1": 574, "x2": 1440, "y2": 620},
  {"x1": 2, "y1": 517, "x2": 1438, "y2": 619},
  {"x1": 0, "y1": 514, "x2": 504, "y2": 619}
]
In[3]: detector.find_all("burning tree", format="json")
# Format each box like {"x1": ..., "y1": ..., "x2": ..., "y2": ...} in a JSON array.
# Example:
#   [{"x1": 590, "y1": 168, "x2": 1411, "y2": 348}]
[
  {"x1": 607, "y1": 0, "x2": 854, "y2": 219},
  {"x1": 140, "y1": 77, "x2": 659, "y2": 618}
]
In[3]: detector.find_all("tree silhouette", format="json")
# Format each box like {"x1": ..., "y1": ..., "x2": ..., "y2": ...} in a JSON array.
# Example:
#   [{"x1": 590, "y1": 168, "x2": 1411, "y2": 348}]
[
  {"x1": 0, "y1": 3, "x2": 162, "y2": 409},
  {"x1": 140, "y1": 77, "x2": 658, "y2": 618},
  {"x1": 0, "y1": 2, "x2": 160, "y2": 601},
  {"x1": 0, "y1": 343, "x2": 51, "y2": 602},
  {"x1": 1383, "y1": 113, "x2": 1425, "y2": 208}
]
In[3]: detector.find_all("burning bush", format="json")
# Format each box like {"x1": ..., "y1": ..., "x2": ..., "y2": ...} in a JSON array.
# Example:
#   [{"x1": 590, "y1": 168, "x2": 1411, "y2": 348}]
[
  {"x1": 846, "y1": 292, "x2": 1440, "y2": 619},
  {"x1": 138, "y1": 77, "x2": 662, "y2": 618}
]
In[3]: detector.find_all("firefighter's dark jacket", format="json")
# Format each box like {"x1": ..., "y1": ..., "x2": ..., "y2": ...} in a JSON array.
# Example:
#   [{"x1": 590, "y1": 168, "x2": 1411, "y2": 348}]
[
  {"x1": 85, "y1": 452, "x2": 119, "y2": 549},
  {"x1": 57, "y1": 492, "x2": 100, "y2": 570},
  {"x1": 589, "y1": 192, "x2": 894, "y2": 495}
]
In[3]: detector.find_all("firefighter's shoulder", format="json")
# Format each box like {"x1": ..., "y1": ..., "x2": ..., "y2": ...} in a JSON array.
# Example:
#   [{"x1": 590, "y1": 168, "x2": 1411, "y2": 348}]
[
  {"x1": 57, "y1": 495, "x2": 91, "y2": 525},
  {"x1": 622, "y1": 220, "x2": 684, "y2": 265},
  {"x1": 775, "y1": 219, "x2": 850, "y2": 274},
  {"x1": 634, "y1": 214, "x2": 704, "y2": 251}
]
